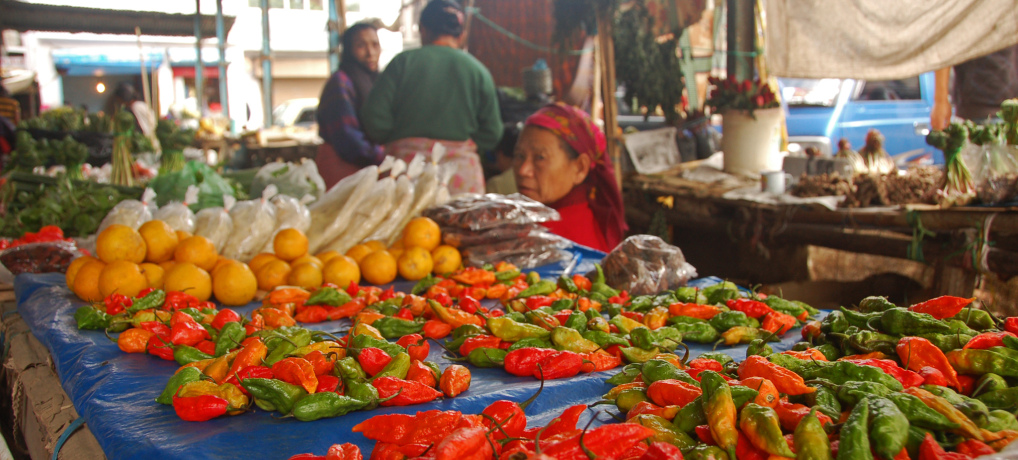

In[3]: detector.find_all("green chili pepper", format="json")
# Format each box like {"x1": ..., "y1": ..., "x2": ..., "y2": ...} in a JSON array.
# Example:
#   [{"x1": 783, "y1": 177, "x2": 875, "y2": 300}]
[
  {"x1": 886, "y1": 393, "x2": 958, "y2": 431},
  {"x1": 488, "y1": 317, "x2": 550, "y2": 341},
  {"x1": 794, "y1": 408, "x2": 832, "y2": 460},
  {"x1": 642, "y1": 359, "x2": 699, "y2": 385},
  {"x1": 621, "y1": 346, "x2": 659, "y2": 364},
  {"x1": 292, "y1": 391, "x2": 369, "y2": 421},
  {"x1": 839, "y1": 397, "x2": 873, "y2": 460},
  {"x1": 452, "y1": 324, "x2": 486, "y2": 339},
  {"x1": 630, "y1": 414, "x2": 697, "y2": 450},
  {"x1": 563, "y1": 312, "x2": 587, "y2": 332},
  {"x1": 582, "y1": 330, "x2": 629, "y2": 349},
  {"x1": 507, "y1": 337, "x2": 553, "y2": 351},
  {"x1": 815, "y1": 343, "x2": 842, "y2": 361},
  {"x1": 174, "y1": 345, "x2": 213, "y2": 365},
  {"x1": 411, "y1": 275, "x2": 440, "y2": 295},
  {"x1": 549, "y1": 299, "x2": 574, "y2": 312},
  {"x1": 857, "y1": 296, "x2": 898, "y2": 313},
  {"x1": 879, "y1": 308, "x2": 952, "y2": 336},
  {"x1": 373, "y1": 301, "x2": 401, "y2": 317},
  {"x1": 629, "y1": 327, "x2": 656, "y2": 350},
  {"x1": 702, "y1": 281, "x2": 739, "y2": 306},
  {"x1": 336, "y1": 356, "x2": 366, "y2": 382},
  {"x1": 495, "y1": 269, "x2": 520, "y2": 281},
  {"x1": 921, "y1": 385, "x2": 990, "y2": 427},
  {"x1": 950, "y1": 308, "x2": 997, "y2": 331},
  {"x1": 652, "y1": 327, "x2": 684, "y2": 350},
  {"x1": 668, "y1": 316, "x2": 708, "y2": 326},
  {"x1": 973, "y1": 373, "x2": 1008, "y2": 397},
  {"x1": 74, "y1": 306, "x2": 112, "y2": 330},
  {"x1": 976, "y1": 388, "x2": 1018, "y2": 411},
  {"x1": 820, "y1": 310, "x2": 850, "y2": 334},
  {"x1": 904, "y1": 426, "x2": 931, "y2": 460},
  {"x1": 525, "y1": 271, "x2": 541, "y2": 286},
  {"x1": 615, "y1": 388, "x2": 649, "y2": 412},
  {"x1": 701, "y1": 371, "x2": 738, "y2": 459},
  {"x1": 305, "y1": 286, "x2": 352, "y2": 306},
  {"x1": 685, "y1": 445, "x2": 729, "y2": 460},
  {"x1": 241, "y1": 378, "x2": 307, "y2": 415},
  {"x1": 746, "y1": 339, "x2": 773, "y2": 357},
  {"x1": 720, "y1": 326, "x2": 775, "y2": 345},
  {"x1": 805, "y1": 382, "x2": 841, "y2": 420},
  {"x1": 671, "y1": 322, "x2": 720, "y2": 343},
  {"x1": 740, "y1": 403, "x2": 795, "y2": 457},
  {"x1": 550, "y1": 327, "x2": 600, "y2": 353},
  {"x1": 673, "y1": 286, "x2": 706, "y2": 304},
  {"x1": 372, "y1": 317, "x2": 424, "y2": 339},
  {"x1": 586, "y1": 316, "x2": 610, "y2": 333},
  {"x1": 918, "y1": 332, "x2": 974, "y2": 352},
  {"x1": 709, "y1": 311, "x2": 753, "y2": 332},
  {"x1": 762, "y1": 296, "x2": 807, "y2": 318},
  {"x1": 673, "y1": 386, "x2": 758, "y2": 434},
  {"x1": 948, "y1": 347, "x2": 1018, "y2": 378},
  {"x1": 866, "y1": 396, "x2": 909, "y2": 460},
  {"x1": 839, "y1": 307, "x2": 881, "y2": 329},
  {"x1": 345, "y1": 378, "x2": 381, "y2": 410},
  {"x1": 503, "y1": 311, "x2": 527, "y2": 323},
  {"x1": 155, "y1": 366, "x2": 203, "y2": 405},
  {"x1": 350, "y1": 334, "x2": 405, "y2": 359},
  {"x1": 793, "y1": 357, "x2": 904, "y2": 392},
  {"x1": 984, "y1": 409, "x2": 1018, "y2": 432},
  {"x1": 607, "y1": 363, "x2": 643, "y2": 385},
  {"x1": 126, "y1": 289, "x2": 165, "y2": 314},
  {"x1": 514, "y1": 280, "x2": 556, "y2": 299},
  {"x1": 946, "y1": 319, "x2": 979, "y2": 336},
  {"x1": 557, "y1": 274, "x2": 578, "y2": 293},
  {"x1": 697, "y1": 352, "x2": 734, "y2": 366},
  {"x1": 466, "y1": 347, "x2": 507, "y2": 367},
  {"x1": 840, "y1": 330, "x2": 899, "y2": 355},
  {"x1": 371, "y1": 352, "x2": 410, "y2": 381},
  {"x1": 215, "y1": 322, "x2": 246, "y2": 357}
]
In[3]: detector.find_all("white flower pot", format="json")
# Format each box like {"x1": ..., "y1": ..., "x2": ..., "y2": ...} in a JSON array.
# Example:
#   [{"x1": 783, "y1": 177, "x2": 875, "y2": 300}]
[{"x1": 721, "y1": 107, "x2": 783, "y2": 177}]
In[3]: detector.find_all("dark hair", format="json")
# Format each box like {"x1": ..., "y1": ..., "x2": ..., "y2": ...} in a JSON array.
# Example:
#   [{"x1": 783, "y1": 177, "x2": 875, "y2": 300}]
[
  {"x1": 420, "y1": 0, "x2": 464, "y2": 39},
  {"x1": 114, "y1": 83, "x2": 139, "y2": 102},
  {"x1": 340, "y1": 22, "x2": 378, "y2": 66}
]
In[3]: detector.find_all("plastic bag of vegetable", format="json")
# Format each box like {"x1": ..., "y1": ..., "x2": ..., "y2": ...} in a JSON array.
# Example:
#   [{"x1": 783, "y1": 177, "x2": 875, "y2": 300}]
[
  {"x1": 971, "y1": 124, "x2": 1018, "y2": 205},
  {"x1": 259, "y1": 194, "x2": 313, "y2": 253},
  {"x1": 320, "y1": 176, "x2": 397, "y2": 255},
  {"x1": 386, "y1": 163, "x2": 440, "y2": 246},
  {"x1": 600, "y1": 235, "x2": 698, "y2": 295},
  {"x1": 147, "y1": 160, "x2": 235, "y2": 211},
  {"x1": 152, "y1": 186, "x2": 198, "y2": 233},
  {"x1": 194, "y1": 195, "x2": 236, "y2": 253},
  {"x1": 307, "y1": 166, "x2": 378, "y2": 254},
  {"x1": 221, "y1": 186, "x2": 278, "y2": 263},
  {"x1": 250, "y1": 159, "x2": 326, "y2": 201},
  {"x1": 364, "y1": 174, "x2": 414, "y2": 244},
  {"x1": 98, "y1": 189, "x2": 156, "y2": 232}
]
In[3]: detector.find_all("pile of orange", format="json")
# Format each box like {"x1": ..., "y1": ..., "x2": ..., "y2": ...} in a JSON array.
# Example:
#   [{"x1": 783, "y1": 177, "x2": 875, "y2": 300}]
[
  {"x1": 344, "y1": 217, "x2": 462, "y2": 286},
  {"x1": 247, "y1": 228, "x2": 330, "y2": 293}
]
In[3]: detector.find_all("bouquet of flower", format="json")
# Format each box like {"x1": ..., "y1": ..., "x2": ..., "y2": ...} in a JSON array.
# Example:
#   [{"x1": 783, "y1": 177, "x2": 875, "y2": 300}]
[{"x1": 706, "y1": 76, "x2": 779, "y2": 117}]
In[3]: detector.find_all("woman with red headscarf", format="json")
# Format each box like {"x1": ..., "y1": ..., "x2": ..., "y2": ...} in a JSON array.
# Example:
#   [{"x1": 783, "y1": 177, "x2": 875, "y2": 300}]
[{"x1": 513, "y1": 102, "x2": 627, "y2": 252}]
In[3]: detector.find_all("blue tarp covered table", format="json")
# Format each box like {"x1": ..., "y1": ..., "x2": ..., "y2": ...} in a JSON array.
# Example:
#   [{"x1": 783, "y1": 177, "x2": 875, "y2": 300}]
[{"x1": 13, "y1": 247, "x2": 820, "y2": 459}]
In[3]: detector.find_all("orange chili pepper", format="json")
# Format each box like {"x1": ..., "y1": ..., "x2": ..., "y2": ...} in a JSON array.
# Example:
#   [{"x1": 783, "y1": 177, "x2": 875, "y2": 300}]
[
  {"x1": 266, "y1": 287, "x2": 311, "y2": 306},
  {"x1": 428, "y1": 300, "x2": 484, "y2": 328},
  {"x1": 226, "y1": 340, "x2": 268, "y2": 380},
  {"x1": 118, "y1": 328, "x2": 154, "y2": 353},
  {"x1": 761, "y1": 311, "x2": 797, "y2": 335},
  {"x1": 205, "y1": 350, "x2": 239, "y2": 383},
  {"x1": 646, "y1": 379, "x2": 702, "y2": 407},
  {"x1": 740, "y1": 377, "x2": 779, "y2": 407},
  {"x1": 774, "y1": 397, "x2": 833, "y2": 432},
  {"x1": 327, "y1": 298, "x2": 367, "y2": 320},
  {"x1": 303, "y1": 350, "x2": 335, "y2": 376},
  {"x1": 177, "y1": 357, "x2": 214, "y2": 374},
  {"x1": 643, "y1": 307, "x2": 669, "y2": 330},
  {"x1": 402, "y1": 295, "x2": 429, "y2": 316},
  {"x1": 272, "y1": 357, "x2": 318, "y2": 394},
  {"x1": 780, "y1": 349, "x2": 827, "y2": 362},
  {"x1": 837, "y1": 351, "x2": 887, "y2": 361},
  {"x1": 439, "y1": 364, "x2": 471, "y2": 398},
  {"x1": 353, "y1": 310, "x2": 386, "y2": 326},
  {"x1": 896, "y1": 337, "x2": 961, "y2": 391},
  {"x1": 668, "y1": 302, "x2": 722, "y2": 320},
  {"x1": 625, "y1": 401, "x2": 680, "y2": 421},
  {"x1": 451, "y1": 267, "x2": 496, "y2": 286},
  {"x1": 485, "y1": 284, "x2": 508, "y2": 300},
  {"x1": 605, "y1": 382, "x2": 648, "y2": 400},
  {"x1": 580, "y1": 350, "x2": 622, "y2": 373},
  {"x1": 737, "y1": 356, "x2": 814, "y2": 396},
  {"x1": 257, "y1": 307, "x2": 297, "y2": 329}
]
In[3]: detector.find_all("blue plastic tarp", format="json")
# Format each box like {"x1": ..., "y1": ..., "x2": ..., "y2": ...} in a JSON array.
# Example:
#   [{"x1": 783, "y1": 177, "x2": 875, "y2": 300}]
[{"x1": 13, "y1": 246, "x2": 822, "y2": 459}]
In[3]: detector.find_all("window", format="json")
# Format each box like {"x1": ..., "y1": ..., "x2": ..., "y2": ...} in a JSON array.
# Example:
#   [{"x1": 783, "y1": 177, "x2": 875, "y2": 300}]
[
  {"x1": 289, "y1": 0, "x2": 302, "y2": 8},
  {"x1": 346, "y1": 0, "x2": 360, "y2": 12},
  {"x1": 269, "y1": 0, "x2": 284, "y2": 8},
  {"x1": 309, "y1": 0, "x2": 323, "y2": 10},
  {"x1": 854, "y1": 76, "x2": 922, "y2": 101}
]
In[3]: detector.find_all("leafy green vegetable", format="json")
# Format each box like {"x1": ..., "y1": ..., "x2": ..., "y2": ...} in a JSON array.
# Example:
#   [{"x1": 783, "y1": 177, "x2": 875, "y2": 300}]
[{"x1": 147, "y1": 160, "x2": 235, "y2": 210}]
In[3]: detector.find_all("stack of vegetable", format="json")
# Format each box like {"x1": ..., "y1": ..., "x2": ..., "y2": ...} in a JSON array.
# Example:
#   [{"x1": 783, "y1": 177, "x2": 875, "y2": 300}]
[
  {"x1": 8, "y1": 131, "x2": 89, "y2": 179},
  {"x1": 155, "y1": 119, "x2": 196, "y2": 174},
  {"x1": 0, "y1": 172, "x2": 139, "y2": 238}
]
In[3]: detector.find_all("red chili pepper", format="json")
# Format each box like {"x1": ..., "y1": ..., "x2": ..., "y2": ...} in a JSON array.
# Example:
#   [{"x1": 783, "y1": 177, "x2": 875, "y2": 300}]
[
  {"x1": 957, "y1": 375, "x2": 976, "y2": 396},
  {"x1": 541, "y1": 404, "x2": 586, "y2": 439},
  {"x1": 210, "y1": 309, "x2": 242, "y2": 330},
  {"x1": 695, "y1": 425, "x2": 716, "y2": 445},
  {"x1": 304, "y1": 350, "x2": 335, "y2": 376},
  {"x1": 431, "y1": 291, "x2": 453, "y2": 308},
  {"x1": 104, "y1": 293, "x2": 133, "y2": 315},
  {"x1": 955, "y1": 439, "x2": 995, "y2": 457},
  {"x1": 736, "y1": 430, "x2": 768, "y2": 460},
  {"x1": 165, "y1": 291, "x2": 200, "y2": 311},
  {"x1": 147, "y1": 335, "x2": 175, "y2": 360},
  {"x1": 897, "y1": 337, "x2": 961, "y2": 391},
  {"x1": 394, "y1": 308, "x2": 414, "y2": 320},
  {"x1": 552, "y1": 309, "x2": 574, "y2": 326},
  {"x1": 1005, "y1": 317, "x2": 1018, "y2": 335},
  {"x1": 963, "y1": 331, "x2": 1016, "y2": 349},
  {"x1": 668, "y1": 302, "x2": 722, "y2": 320},
  {"x1": 170, "y1": 313, "x2": 210, "y2": 347},
  {"x1": 774, "y1": 397, "x2": 833, "y2": 432},
  {"x1": 918, "y1": 366, "x2": 948, "y2": 386},
  {"x1": 378, "y1": 286, "x2": 397, "y2": 301},
  {"x1": 295, "y1": 306, "x2": 330, "y2": 323},
  {"x1": 195, "y1": 340, "x2": 217, "y2": 356},
  {"x1": 396, "y1": 334, "x2": 430, "y2": 362},
  {"x1": 646, "y1": 379, "x2": 702, "y2": 407},
  {"x1": 373, "y1": 377, "x2": 443, "y2": 406},
  {"x1": 489, "y1": 309, "x2": 504, "y2": 318},
  {"x1": 173, "y1": 392, "x2": 228, "y2": 422},
  {"x1": 621, "y1": 442, "x2": 650, "y2": 459},
  {"x1": 139, "y1": 321, "x2": 171, "y2": 339},
  {"x1": 355, "y1": 347, "x2": 392, "y2": 377},
  {"x1": 761, "y1": 311, "x2": 797, "y2": 335},
  {"x1": 272, "y1": 357, "x2": 319, "y2": 394},
  {"x1": 322, "y1": 443, "x2": 361, "y2": 460},
  {"x1": 919, "y1": 432, "x2": 971, "y2": 460},
  {"x1": 353, "y1": 410, "x2": 480, "y2": 445},
  {"x1": 534, "y1": 350, "x2": 583, "y2": 380},
  {"x1": 625, "y1": 401, "x2": 674, "y2": 421},
  {"x1": 422, "y1": 319, "x2": 453, "y2": 339},
  {"x1": 608, "y1": 290, "x2": 631, "y2": 305},
  {"x1": 572, "y1": 274, "x2": 592, "y2": 291},
  {"x1": 431, "y1": 424, "x2": 494, "y2": 460},
  {"x1": 726, "y1": 299, "x2": 774, "y2": 319},
  {"x1": 580, "y1": 350, "x2": 622, "y2": 373},
  {"x1": 801, "y1": 321, "x2": 823, "y2": 341},
  {"x1": 405, "y1": 360, "x2": 438, "y2": 388},
  {"x1": 620, "y1": 311, "x2": 644, "y2": 322},
  {"x1": 439, "y1": 364, "x2": 471, "y2": 398},
  {"x1": 504, "y1": 347, "x2": 560, "y2": 377},
  {"x1": 316, "y1": 375, "x2": 341, "y2": 394},
  {"x1": 524, "y1": 295, "x2": 555, "y2": 311},
  {"x1": 688, "y1": 358, "x2": 724, "y2": 372},
  {"x1": 540, "y1": 423, "x2": 654, "y2": 459},
  {"x1": 459, "y1": 335, "x2": 503, "y2": 358},
  {"x1": 842, "y1": 358, "x2": 924, "y2": 388},
  {"x1": 287, "y1": 454, "x2": 323, "y2": 460},
  {"x1": 224, "y1": 365, "x2": 274, "y2": 395},
  {"x1": 457, "y1": 295, "x2": 481, "y2": 314},
  {"x1": 908, "y1": 296, "x2": 974, "y2": 320}
]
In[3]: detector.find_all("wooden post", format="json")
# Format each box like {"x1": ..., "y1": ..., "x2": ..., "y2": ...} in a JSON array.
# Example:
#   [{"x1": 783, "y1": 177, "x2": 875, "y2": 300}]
[
  {"x1": 461, "y1": 0, "x2": 476, "y2": 50},
  {"x1": 596, "y1": 7, "x2": 622, "y2": 189}
]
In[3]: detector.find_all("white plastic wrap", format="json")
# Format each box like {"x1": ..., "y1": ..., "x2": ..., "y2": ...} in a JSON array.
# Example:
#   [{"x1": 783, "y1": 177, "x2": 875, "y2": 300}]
[
  {"x1": 307, "y1": 166, "x2": 378, "y2": 254},
  {"x1": 194, "y1": 195, "x2": 236, "y2": 253},
  {"x1": 600, "y1": 235, "x2": 698, "y2": 296},
  {"x1": 260, "y1": 194, "x2": 313, "y2": 253},
  {"x1": 98, "y1": 188, "x2": 156, "y2": 232},
  {"x1": 320, "y1": 176, "x2": 397, "y2": 254},
  {"x1": 152, "y1": 186, "x2": 199, "y2": 233},
  {"x1": 365, "y1": 175, "x2": 415, "y2": 244},
  {"x1": 250, "y1": 159, "x2": 327, "y2": 200},
  {"x1": 221, "y1": 186, "x2": 278, "y2": 263},
  {"x1": 386, "y1": 163, "x2": 440, "y2": 246}
]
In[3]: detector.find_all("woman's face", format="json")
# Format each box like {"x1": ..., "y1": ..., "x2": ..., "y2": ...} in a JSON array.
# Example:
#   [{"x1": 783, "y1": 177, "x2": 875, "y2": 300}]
[
  {"x1": 351, "y1": 28, "x2": 381, "y2": 72},
  {"x1": 513, "y1": 126, "x2": 591, "y2": 204}
]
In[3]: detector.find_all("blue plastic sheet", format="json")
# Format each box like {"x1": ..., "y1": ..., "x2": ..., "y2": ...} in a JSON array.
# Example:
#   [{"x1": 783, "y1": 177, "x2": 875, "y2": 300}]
[{"x1": 13, "y1": 248, "x2": 823, "y2": 459}]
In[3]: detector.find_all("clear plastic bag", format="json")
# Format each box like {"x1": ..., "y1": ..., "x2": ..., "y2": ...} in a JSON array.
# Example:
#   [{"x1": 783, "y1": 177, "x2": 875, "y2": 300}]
[
  {"x1": 0, "y1": 241, "x2": 78, "y2": 275},
  {"x1": 98, "y1": 188, "x2": 156, "y2": 232},
  {"x1": 152, "y1": 186, "x2": 198, "y2": 233},
  {"x1": 250, "y1": 159, "x2": 327, "y2": 201},
  {"x1": 461, "y1": 233, "x2": 570, "y2": 267},
  {"x1": 320, "y1": 176, "x2": 397, "y2": 254},
  {"x1": 423, "y1": 193, "x2": 561, "y2": 231},
  {"x1": 600, "y1": 235, "x2": 698, "y2": 296},
  {"x1": 307, "y1": 166, "x2": 378, "y2": 254},
  {"x1": 194, "y1": 195, "x2": 236, "y2": 253},
  {"x1": 441, "y1": 224, "x2": 545, "y2": 248},
  {"x1": 221, "y1": 186, "x2": 278, "y2": 262},
  {"x1": 386, "y1": 163, "x2": 440, "y2": 246},
  {"x1": 977, "y1": 144, "x2": 1018, "y2": 205},
  {"x1": 465, "y1": 248, "x2": 571, "y2": 269},
  {"x1": 364, "y1": 174, "x2": 415, "y2": 244},
  {"x1": 259, "y1": 194, "x2": 314, "y2": 253}
]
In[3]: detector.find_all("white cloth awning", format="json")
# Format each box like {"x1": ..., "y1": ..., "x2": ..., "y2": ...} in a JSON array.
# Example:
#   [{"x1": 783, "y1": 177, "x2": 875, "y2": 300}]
[{"x1": 764, "y1": 0, "x2": 1018, "y2": 79}]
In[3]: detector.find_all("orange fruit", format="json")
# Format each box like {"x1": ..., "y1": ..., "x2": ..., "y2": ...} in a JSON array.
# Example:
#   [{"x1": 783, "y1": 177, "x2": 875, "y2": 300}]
[
  {"x1": 212, "y1": 261, "x2": 258, "y2": 305},
  {"x1": 388, "y1": 245, "x2": 405, "y2": 260},
  {"x1": 65, "y1": 255, "x2": 97, "y2": 288},
  {"x1": 323, "y1": 255, "x2": 360, "y2": 288},
  {"x1": 359, "y1": 250, "x2": 397, "y2": 285},
  {"x1": 164, "y1": 262, "x2": 212, "y2": 301},
  {"x1": 431, "y1": 245, "x2": 462, "y2": 275},
  {"x1": 287, "y1": 263, "x2": 323, "y2": 290},
  {"x1": 96, "y1": 224, "x2": 147, "y2": 264},
  {"x1": 174, "y1": 235, "x2": 218, "y2": 271},
  {"x1": 291, "y1": 254, "x2": 323, "y2": 269},
  {"x1": 72, "y1": 259, "x2": 106, "y2": 302},
  {"x1": 248, "y1": 253, "x2": 278, "y2": 273},
  {"x1": 212, "y1": 257, "x2": 234, "y2": 274},
  {"x1": 273, "y1": 228, "x2": 309, "y2": 262},
  {"x1": 139, "y1": 263, "x2": 165, "y2": 290},
  {"x1": 175, "y1": 230, "x2": 193, "y2": 241},
  {"x1": 158, "y1": 260, "x2": 176, "y2": 272},
  {"x1": 402, "y1": 217, "x2": 441, "y2": 251},
  {"x1": 138, "y1": 220, "x2": 179, "y2": 263},
  {"x1": 98, "y1": 260, "x2": 149, "y2": 299},
  {"x1": 363, "y1": 240, "x2": 386, "y2": 253},
  {"x1": 315, "y1": 251, "x2": 341, "y2": 265},
  {"x1": 256, "y1": 259, "x2": 292, "y2": 291},
  {"x1": 397, "y1": 246, "x2": 433, "y2": 281},
  {"x1": 345, "y1": 244, "x2": 373, "y2": 264}
]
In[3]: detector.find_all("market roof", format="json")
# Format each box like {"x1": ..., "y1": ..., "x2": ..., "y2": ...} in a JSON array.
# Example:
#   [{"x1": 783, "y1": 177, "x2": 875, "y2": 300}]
[{"x1": 0, "y1": 0, "x2": 233, "y2": 37}]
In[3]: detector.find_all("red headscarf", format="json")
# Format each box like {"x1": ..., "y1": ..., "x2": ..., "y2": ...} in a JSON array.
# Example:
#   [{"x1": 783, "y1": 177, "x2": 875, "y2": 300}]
[{"x1": 524, "y1": 102, "x2": 627, "y2": 249}]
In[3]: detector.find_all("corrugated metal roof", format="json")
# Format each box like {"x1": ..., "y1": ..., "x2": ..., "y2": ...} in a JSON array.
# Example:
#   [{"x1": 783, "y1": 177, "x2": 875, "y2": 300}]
[{"x1": 0, "y1": 0, "x2": 234, "y2": 37}]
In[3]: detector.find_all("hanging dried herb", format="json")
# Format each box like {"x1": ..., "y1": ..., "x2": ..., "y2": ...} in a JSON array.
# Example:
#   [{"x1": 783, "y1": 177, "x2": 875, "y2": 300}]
[{"x1": 613, "y1": 1, "x2": 684, "y2": 124}]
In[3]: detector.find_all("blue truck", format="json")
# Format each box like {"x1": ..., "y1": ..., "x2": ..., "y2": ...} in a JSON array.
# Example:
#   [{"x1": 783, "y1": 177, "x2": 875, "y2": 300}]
[{"x1": 779, "y1": 72, "x2": 941, "y2": 165}]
